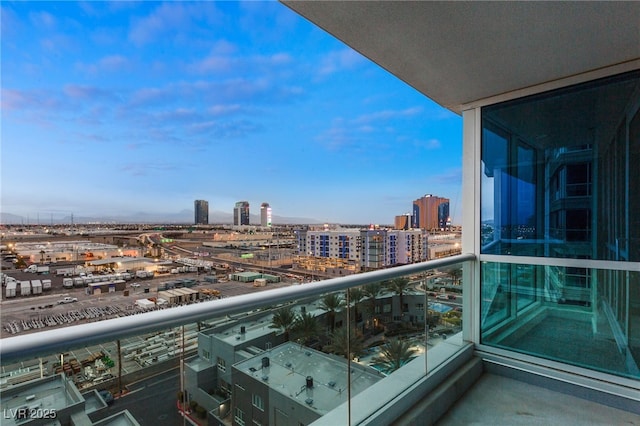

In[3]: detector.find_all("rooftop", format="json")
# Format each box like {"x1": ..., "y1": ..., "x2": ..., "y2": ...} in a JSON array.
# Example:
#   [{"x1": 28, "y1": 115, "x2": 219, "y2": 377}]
[
  {"x1": 234, "y1": 341, "x2": 384, "y2": 415},
  {"x1": 0, "y1": 374, "x2": 83, "y2": 426}
]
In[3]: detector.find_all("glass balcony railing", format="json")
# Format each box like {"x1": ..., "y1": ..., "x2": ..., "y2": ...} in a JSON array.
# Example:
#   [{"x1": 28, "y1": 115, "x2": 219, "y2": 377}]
[
  {"x1": 481, "y1": 261, "x2": 640, "y2": 380},
  {"x1": 0, "y1": 254, "x2": 474, "y2": 426}
]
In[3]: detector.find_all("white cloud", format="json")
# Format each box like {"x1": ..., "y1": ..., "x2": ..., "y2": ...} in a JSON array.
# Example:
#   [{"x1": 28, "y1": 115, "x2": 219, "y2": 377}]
[
  {"x1": 76, "y1": 54, "x2": 130, "y2": 74},
  {"x1": 354, "y1": 107, "x2": 423, "y2": 124},
  {"x1": 414, "y1": 138, "x2": 442, "y2": 150},
  {"x1": 318, "y1": 48, "x2": 365, "y2": 76},
  {"x1": 128, "y1": 3, "x2": 221, "y2": 46},
  {"x1": 29, "y1": 11, "x2": 56, "y2": 30}
]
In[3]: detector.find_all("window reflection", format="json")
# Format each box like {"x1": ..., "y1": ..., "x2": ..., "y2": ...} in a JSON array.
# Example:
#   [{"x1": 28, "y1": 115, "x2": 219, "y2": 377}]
[{"x1": 480, "y1": 70, "x2": 640, "y2": 380}]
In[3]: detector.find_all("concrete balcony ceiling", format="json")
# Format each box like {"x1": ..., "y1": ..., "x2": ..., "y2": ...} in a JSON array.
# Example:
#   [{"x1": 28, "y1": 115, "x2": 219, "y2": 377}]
[{"x1": 281, "y1": 1, "x2": 640, "y2": 113}]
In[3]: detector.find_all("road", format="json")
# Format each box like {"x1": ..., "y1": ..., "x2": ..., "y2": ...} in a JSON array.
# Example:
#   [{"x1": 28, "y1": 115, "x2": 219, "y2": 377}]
[{"x1": 90, "y1": 367, "x2": 184, "y2": 425}]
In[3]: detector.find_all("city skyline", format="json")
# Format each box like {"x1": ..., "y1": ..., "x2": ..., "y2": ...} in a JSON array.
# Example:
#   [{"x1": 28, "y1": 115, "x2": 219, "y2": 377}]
[{"x1": 1, "y1": 1, "x2": 462, "y2": 225}]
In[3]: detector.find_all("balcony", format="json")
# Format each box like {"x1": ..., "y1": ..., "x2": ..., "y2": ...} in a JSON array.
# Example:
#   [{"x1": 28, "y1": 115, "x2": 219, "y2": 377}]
[{"x1": 2, "y1": 253, "x2": 638, "y2": 425}]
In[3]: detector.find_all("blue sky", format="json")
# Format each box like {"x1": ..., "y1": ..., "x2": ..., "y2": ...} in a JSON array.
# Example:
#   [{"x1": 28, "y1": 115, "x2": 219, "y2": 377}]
[{"x1": 1, "y1": 1, "x2": 462, "y2": 225}]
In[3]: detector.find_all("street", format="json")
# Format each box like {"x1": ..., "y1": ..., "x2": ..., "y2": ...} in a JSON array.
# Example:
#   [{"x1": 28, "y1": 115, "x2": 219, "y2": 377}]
[{"x1": 90, "y1": 367, "x2": 183, "y2": 425}]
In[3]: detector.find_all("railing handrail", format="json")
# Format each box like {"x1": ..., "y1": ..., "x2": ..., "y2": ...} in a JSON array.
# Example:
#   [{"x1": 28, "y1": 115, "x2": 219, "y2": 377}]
[{"x1": 0, "y1": 253, "x2": 475, "y2": 362}]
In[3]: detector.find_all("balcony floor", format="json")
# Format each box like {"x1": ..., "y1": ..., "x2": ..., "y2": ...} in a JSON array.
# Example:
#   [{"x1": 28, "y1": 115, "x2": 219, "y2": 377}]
[
  {"x1": 436, "y1": 373, "x2": 640, "y2": 425},
  {"x1": 510, "y1": 312, "x2": 628, "y2": 374}
]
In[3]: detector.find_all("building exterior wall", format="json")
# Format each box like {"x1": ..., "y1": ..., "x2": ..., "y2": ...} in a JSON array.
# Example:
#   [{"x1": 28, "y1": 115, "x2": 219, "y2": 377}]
[
  {"x1": 296, "y1": 229, "x2": 427, "y2": 270},
  {"x1": 260, "y1": 203, "x2": 272, "y2": 227},
  {"x1": 412, "y1": 194, "x2": 450, "y2": 231},
  {"x1": 195, "y1": 200, "x2": 209, "y2": 225},
  {"x1": 234, "y1": 201, "x2": 250, "y2": 226},
  {"x1": 394, "y1": 214, "x2": 411, "y2": 230}
]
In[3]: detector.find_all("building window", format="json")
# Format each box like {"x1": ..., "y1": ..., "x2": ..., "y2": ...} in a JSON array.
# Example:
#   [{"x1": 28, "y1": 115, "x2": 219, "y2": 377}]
[
  {"x1": 481, "y1": 70, "x2": 639, "y2": 261},
  {"x1": 480, "y1": 70, "x2": 640, "y2": 379},
  {"x1": 234, "y1": 408, "x2": 245, "y2": 426},
  {"x1": 202, "y1": 349, "x2": 210, "y2": 360},
  {"x1": 252, "y1": 393, "x2": 264, "y2": 411},
  {"x1": 217, "y1": 357, "x2": 226, "y2": 372}
]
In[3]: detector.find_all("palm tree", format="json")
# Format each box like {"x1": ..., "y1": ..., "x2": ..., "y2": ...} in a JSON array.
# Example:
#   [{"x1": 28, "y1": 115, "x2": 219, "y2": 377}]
[
  {"x1": 363, "y1": 282, "x2": 383, "y2": 330},
  {"x1": 378, "y1": 338, "x2": 417, "y2": 373},
  {"x1": 385, "y1": 277, "x2": 411, "y2": 317},
  {"x1": 325, "y1": 327, "x2": 364, "y2": 360},
  {"x1": 270, "y1": 306, "x2": 297, "y2": 341},
  {"x1": 348, "y1": 287, "x2": 365, "y2": 325},
  {"x1": 319, "y1": 293, "x2": 344, "y2": 333},
  {"x1": 447, "y1": 267, "x2": 462, "y2": 286},
  {"x1": 292, "y1": 311, "x2": 320, "y2": 345}
]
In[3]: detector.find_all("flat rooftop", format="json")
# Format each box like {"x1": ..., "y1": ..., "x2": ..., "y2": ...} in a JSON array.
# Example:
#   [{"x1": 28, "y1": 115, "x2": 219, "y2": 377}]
[
  {"x1": 0, "y1": 374, "x2": 83, "y2": 426},
  {"x1": 91, "y1": 410, "x2": 140, "y2": 426},
  {"x1": 212, "y1": 314, "x2": 276, "y2": 346},
  {"x1": 234, "y1": 342, "x2": 384, "y2": 415}
]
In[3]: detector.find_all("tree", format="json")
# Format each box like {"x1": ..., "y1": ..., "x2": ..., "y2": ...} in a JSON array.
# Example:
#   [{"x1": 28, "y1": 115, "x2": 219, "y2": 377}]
[
  {"x1": 363, "y1": 282, "x2": 383, "y2": 330},
  {"x1": 292, "y1": 311, "x2": 320, "y2": 345},
  {"x1": 385, "y1": 277, "x2": 411, "y2": 316},
  {"x1": 319, "y1": 293, "x2": 344, "y2": 333},
  {"x1": 325, "y1": 327, "x2": 364, "y2": 360},
  {"x1": 426, "y1": 310, "x2": 441, "y2": 328},
  {"x1": 270, "y1": 306, "x2": 297, "y2": 341},
  {"x1": 446, "y1": 267, "x2": 462, "y2": 286},
  {"x1": 378, "y1": 338, "x2": 417, "y2": 373},
  {"x1": 348, "y1": 287, "x2": 365, "y2": 325}
]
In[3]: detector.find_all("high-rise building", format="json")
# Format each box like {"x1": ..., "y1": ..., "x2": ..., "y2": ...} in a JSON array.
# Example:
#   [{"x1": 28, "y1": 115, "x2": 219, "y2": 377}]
[
  {"x1": 233, "y1": 201, "x2": 250, "y2": 226},
  {"x1": 260, "y1": 202, "x2": 272, "y2": 227},
  {"x1": 194, "y1": 200, "x2": 209, "y2": 225},
  {"x1": 394, "y1": 213, "x2": 412, "y2": 230},
  {"x1": 412, "y1": 194, "x2": 449, "y2": 231}
]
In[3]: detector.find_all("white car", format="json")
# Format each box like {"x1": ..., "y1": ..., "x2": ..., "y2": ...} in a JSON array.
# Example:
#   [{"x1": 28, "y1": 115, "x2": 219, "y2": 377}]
[{"x1": 58, "y1": 297, "x2": 78, "y2": 304}]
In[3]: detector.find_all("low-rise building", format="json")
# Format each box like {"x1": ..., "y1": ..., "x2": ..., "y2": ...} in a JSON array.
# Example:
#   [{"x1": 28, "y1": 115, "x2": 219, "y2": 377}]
[
  {"x1": 231, "y1": 342, "x2": 384, "y2": 426},
  {"x1": 0, "y1": 373, "x2": 138, "y2": 426}
]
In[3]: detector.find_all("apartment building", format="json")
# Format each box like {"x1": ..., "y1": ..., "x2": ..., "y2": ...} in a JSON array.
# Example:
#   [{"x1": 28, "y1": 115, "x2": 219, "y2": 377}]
[{"x1": 296, "y1": 228, "x2": 427, "y2": 270}]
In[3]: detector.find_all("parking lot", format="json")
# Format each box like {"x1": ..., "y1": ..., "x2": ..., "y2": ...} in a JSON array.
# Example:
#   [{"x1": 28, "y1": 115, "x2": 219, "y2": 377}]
[
  {"x1": 0, "y1": 270, "x2": 293, "y2": 338},
  {"x1": 0, "y1": 270, "x2": 296, "y2": 392}
]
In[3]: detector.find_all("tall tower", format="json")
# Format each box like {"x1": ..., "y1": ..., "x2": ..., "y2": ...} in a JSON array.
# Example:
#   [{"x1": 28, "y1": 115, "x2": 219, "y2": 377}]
[
  {"x1": 194, "y1": 200, "x2": 209, "y2": 225},
  {"x1": 260, "y1": 202, "x2": 272, "y2": 227},
  {"x1": 412, "y1": 194, "x2": 449, "y2": 231},
  {"x1": 234, "y1": 201, "x2": 250, "y2": 226}
]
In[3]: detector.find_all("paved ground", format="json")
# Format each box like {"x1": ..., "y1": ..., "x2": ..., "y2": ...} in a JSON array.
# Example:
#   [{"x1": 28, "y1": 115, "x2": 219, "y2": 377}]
[
  {"x1": 89, "y1": 368, "x2": 184, "y2": 426},
  {"x1": 1, "y1": 272, "x2": 293, "y2": 338}
]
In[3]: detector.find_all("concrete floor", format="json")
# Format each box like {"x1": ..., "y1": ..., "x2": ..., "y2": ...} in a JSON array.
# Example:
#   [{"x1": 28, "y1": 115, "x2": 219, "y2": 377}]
[{"x1": 436, "y1": 373, "x2": 640, "y2": 426}]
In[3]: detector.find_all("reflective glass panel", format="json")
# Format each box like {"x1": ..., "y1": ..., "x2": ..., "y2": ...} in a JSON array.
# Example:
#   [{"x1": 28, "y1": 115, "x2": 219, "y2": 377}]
[
  {"x1": 481, "y1": 70, "x2": 640, "y2": 261},
  {"x1": 481, "y1": 261, "x2": 639, "y2": 380}
]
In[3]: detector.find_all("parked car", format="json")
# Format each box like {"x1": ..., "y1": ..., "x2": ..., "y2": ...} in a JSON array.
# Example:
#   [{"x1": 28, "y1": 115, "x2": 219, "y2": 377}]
[
  {"x1": 57, "y1": 297, "x2": 78, "y2": 304},
  {"x1": 447, "y1": 294, "x2": 457, "y2": 300}
]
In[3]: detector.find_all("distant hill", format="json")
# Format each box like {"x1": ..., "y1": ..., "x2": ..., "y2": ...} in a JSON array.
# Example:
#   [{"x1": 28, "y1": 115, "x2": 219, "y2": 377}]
[{"x1": 1, "y1": 210, "x2": 321, "y2": 225}]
